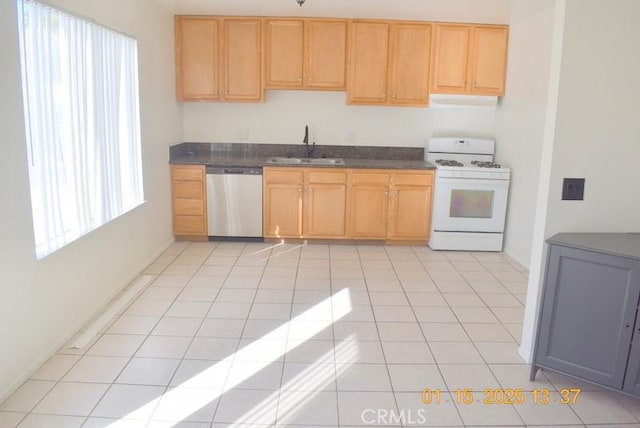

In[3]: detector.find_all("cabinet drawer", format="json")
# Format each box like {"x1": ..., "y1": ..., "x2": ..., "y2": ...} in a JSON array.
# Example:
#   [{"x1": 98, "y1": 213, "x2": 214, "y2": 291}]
[
  {"x1": 172, "y1": 165, "x2": 204, "y2": 181},
  {"x1": 307, "y1": 170, "x2": 347, "y2": 184},
  {"x1": 264, "y1": 168, "x2": 304, "y2": 183},
  {"x1": 393, "y1": 172, "x2": 433, "y2": 186},
  {"x1": 173, "y1": 198, "x2": 205, "y2": 215},
  {"x1": 173, "y1": 215, "x2": 206, "y2": 234},
  {"x1": 350, "y1": 171, "x2": 390, "y2": 185},
  {"x1": 173, "y1": 180, "x2": 204, "y2": 198}
]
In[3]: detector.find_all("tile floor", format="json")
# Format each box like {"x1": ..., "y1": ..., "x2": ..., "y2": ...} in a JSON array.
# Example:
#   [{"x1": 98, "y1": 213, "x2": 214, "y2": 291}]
[{"x1": 2, "y1": 241, "x2": 640, "y2": 427}]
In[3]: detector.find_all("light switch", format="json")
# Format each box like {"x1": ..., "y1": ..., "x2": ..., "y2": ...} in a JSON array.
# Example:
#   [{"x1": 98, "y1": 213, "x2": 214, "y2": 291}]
[{"x1": 562, "y1": 178, "x2": 585, "y2": 200}]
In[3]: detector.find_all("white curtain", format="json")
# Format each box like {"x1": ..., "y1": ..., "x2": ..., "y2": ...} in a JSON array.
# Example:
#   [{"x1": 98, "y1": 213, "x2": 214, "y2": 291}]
[{"x1": 17, "y1": 0, "x2": 143, "y2": 258}]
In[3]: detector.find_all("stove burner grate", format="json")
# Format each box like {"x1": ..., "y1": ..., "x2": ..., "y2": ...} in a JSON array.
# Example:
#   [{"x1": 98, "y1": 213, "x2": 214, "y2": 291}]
[
  {"x1": 471, "y1": 160, "x2": 502, "y2": 168},
  {"x1": 436, "y1": 159, "x2": 464, "y2": 167}
]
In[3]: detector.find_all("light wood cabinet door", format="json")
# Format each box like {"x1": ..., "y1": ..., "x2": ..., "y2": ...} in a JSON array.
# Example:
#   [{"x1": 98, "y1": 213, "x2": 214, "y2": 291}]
[
  {"x1": 469, "y1": 26, "x2": 508, "y2": 95},
  {"x1": 263, "y1": 183, "x2": 303, "y2": 238},
  {"x1": 175, "y1": 17, "x2": 220, "y2": 101},
  {"x1": 388, "y1": 184, "x2": 432, "y2": 240},
  {"x1": 347, "y1": 171, "x2": 390, "y2": 238},
  {"x1": 348, "y1": 185, "x2": 389, "y2": 238},
  {"x1": 347, "y1": 21, "x2": 390, "y2": 104},
  {"x1": 263, "y1": 168, "x2": 304, "y2": 238},
  {"x1": 304, "y1": 169, "x2": 347, "y2": 238},
  {"x1": 265, "y1": 20, "x2": 304, "y2": 88},
  {"x1": 431, "y1": 24, "x2": 470, "y2": 94},
  {"x1": 388, "y1": 23, "x2": 432, "y2": 106},
  {"x1": 304, "y1": 184, "x2": 347, "y2": 238},
  {"x1": 222, "y1": 19, "x2": 263, "y2": 101},
  {"x1": 171, "y1": 164, "x2": 207, "y2": 237},
  {"x1": 305, "y1": 20, "x2": 347, "y2": 90}
]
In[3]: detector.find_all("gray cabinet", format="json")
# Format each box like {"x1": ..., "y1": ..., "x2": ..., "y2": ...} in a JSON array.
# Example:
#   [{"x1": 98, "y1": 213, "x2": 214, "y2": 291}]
[
  {"x1": 531, "y1": 233, "x2": 640, "y2": 396},
  {"x1": 625, "y1": 333, "x2": 640, "y2": 395}
]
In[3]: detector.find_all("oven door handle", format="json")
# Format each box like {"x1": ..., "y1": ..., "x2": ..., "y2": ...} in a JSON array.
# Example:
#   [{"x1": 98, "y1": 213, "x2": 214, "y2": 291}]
[{"x1": 436, "y1": 177, "x2": 510, "y2": 187}]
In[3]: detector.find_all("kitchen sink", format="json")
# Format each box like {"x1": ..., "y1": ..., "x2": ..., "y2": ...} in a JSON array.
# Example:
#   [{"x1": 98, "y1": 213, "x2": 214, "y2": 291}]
[{"x1": 265, "y1": 157, "x2": 345, "y2": 166}]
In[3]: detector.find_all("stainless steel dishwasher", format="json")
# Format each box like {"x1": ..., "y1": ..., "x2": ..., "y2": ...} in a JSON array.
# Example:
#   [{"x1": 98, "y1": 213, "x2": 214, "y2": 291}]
[{"x1": 206, "y1": 166, "x2": 263, "y2": 238}]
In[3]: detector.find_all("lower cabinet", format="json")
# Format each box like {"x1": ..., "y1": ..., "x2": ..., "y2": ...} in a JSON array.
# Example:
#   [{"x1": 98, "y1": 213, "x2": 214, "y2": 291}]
[
  {"x1": 348, "y1": 170, "x2": 433, "y2": 240},
  {"x1": 264, "y1": 167, "x2": 433, "y2": 241},
  {"x1": 171, "y1": 164, "x2": 208, "y2": 238},
  {"x1": 263, "y1": 169, "x2": 304, "y2": 238},
  {"x1": 347, "y1": 171, "x2": 390, "y2": 239},
  {"x1": 387, "y1": 173, "x2": 433, "y2": 239},
  {"x1": 531, "y1": 234, "x2": 640, "y2": 396},
  {"x1": 304, "y1": 170, "x2": 347, "y2": 238},
  {"x1": 263, "y1": 168, "x2": 347, "y2": 239}
]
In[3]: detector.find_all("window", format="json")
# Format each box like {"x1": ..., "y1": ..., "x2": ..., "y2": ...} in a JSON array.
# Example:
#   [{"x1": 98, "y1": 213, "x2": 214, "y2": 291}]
[{"x1": 17, "y1": 0, "x2": 144, "y2": 258}]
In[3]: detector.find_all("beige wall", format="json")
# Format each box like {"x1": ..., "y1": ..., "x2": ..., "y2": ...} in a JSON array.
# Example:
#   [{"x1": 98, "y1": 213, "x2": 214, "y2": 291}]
[
  {"x1": 0, "y1": 0, "x2": 180, "y2": 401},
  {"x1": 182, "y1": 91, "x2": 498, "y2": 146},
  {"x1": 496, "y1": 0, "x2": 558, "y2": 268},
  {"x1": 545, "y1": 0, "x2": 640, "y2": 234}
]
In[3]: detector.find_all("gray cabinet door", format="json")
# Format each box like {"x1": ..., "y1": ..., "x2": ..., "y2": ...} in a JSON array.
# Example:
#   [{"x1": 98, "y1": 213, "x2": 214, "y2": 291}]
[{"x1": 535, "y1": 245, "x2": 640, "y2": 389}]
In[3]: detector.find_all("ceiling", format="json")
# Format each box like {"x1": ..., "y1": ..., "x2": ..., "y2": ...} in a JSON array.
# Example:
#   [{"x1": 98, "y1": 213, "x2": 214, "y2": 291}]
[{"x1": 152, "y1": 0, "x2": 512, "y2": 24}]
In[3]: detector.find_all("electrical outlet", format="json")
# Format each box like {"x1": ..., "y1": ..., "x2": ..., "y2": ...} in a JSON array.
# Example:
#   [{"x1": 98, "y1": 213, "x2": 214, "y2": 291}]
[
  {"x1": 562, "y1": 178, "x2": 585, "y2": 200},
  {"x1": 238, "y1": 128, "x2": 250, "y2": 141}
]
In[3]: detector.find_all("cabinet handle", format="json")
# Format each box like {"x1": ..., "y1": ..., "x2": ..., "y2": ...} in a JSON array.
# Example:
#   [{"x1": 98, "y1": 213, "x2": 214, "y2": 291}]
[{"x1": 298, "y1": 188, "x2": 303, "y2": 193}]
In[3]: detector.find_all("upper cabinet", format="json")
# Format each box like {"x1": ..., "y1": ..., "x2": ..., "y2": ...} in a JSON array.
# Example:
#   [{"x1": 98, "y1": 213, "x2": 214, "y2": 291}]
[
  {"x1": 175, "y1": 17, "x2": 220, "y2": 101},
  {"x1": 264, "y1": 20, "x2": 304, "y2": 89},
  {"x1": 265, "y1": 19, "x2": 347, "y2": 90},
  {"x1": 347, "y1": 21, "x2": 389, "y2": 104},
  {"x1": 388, "y1": 23, "x2": 432, "y2": 106},
  {"x1": 469, "y1": 26, "x2": 509, "y2": 95},
  {"x1": 348, "y1": 21, "x2": 431, "y2": 106},
  {"x1": 431, "y1": 24, "x2": 508, "y2": 96},
  {"x1": 222, "y1": 19, "x2": 263, "y2": 101},
  {"x1": 305, "y1": 20, "x2": 348, "y2": 90},
  {"x1": 175, "y1": 16, "x2": 263, "y2": 102},
  {"x1": 175, "y1": 16, "x2": 508, "y2": 104}
]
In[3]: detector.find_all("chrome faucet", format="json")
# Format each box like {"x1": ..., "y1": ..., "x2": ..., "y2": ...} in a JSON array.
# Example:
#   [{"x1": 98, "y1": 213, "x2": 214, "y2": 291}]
[{"x1": 303, "y1": 125, "x2": 315, "y2": 158}]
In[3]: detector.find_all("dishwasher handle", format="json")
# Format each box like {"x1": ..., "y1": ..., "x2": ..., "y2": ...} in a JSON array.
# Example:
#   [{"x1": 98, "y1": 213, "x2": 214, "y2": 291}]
[{"x1": 206, "y1": 166, "x2": 263, "y2": 175}]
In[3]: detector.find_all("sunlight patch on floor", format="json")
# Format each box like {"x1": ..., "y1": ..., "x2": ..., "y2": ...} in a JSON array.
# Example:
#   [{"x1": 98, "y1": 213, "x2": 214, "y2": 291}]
[{"x1": 106, "y1": 287, "x2": 353, "y2": 426}]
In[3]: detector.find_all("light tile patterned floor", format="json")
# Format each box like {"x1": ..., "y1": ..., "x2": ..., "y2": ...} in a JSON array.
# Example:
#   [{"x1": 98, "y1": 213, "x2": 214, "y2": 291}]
[{"x1": 2, "y1": 241, "x2": 640, "y2": 427}]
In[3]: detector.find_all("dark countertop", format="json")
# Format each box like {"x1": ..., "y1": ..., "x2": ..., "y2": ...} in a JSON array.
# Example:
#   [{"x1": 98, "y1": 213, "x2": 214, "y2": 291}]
[
  {"x1": 169, "y1": 142, "x2": 436, "y2": 171},
  {"x1": 547, "y1": 233, "x2": 640, "y2": 261}
]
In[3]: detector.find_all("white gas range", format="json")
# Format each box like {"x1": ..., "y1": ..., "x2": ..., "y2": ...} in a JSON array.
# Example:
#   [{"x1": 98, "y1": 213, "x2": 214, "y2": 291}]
[{"x1": 427, "y1": 137, "x2": 511, "y2": 251}]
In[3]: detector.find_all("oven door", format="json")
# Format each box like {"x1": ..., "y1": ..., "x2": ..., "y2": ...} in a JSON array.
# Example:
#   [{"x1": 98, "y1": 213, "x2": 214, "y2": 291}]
[{"x1": 432, "y1": 177, "x2": 509, "y2": 233}]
